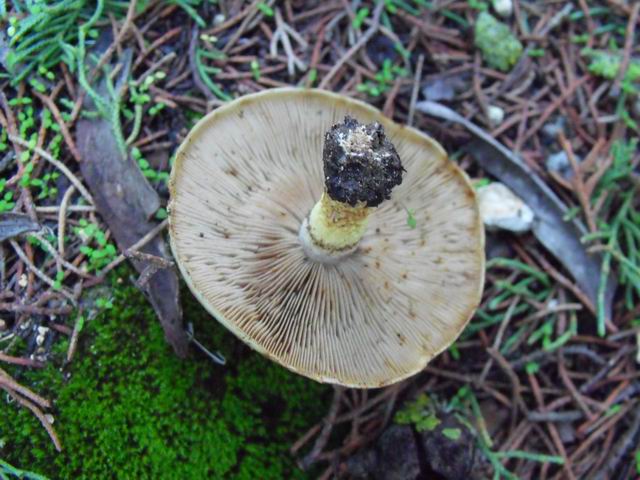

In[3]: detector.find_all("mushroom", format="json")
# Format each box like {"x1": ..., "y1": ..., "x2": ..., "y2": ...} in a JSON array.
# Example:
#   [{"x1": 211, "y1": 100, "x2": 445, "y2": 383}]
[{"x1": 168, "y1": 88, "x2": 484, "y2": 388}]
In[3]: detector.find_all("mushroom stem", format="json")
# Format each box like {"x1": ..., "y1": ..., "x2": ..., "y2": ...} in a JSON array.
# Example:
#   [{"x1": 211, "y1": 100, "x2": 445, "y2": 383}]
[
  {"x1": 299, "y1": 193, "x2": 371, "y2": 261},
  {"x1": 299, "y1": 116, "x2": 404, "y2": 263}
]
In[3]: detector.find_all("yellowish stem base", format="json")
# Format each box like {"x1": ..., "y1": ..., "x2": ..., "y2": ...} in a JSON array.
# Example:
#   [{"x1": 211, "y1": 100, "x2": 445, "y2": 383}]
[{"x1": 307, "y1": 192, "x2": 371, "y2": 251}]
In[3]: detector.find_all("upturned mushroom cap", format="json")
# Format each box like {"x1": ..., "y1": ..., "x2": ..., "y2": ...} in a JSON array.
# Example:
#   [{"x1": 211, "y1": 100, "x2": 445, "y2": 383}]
[{"x1": 168, "y1": 88, "x2": 485, "y2": 388}]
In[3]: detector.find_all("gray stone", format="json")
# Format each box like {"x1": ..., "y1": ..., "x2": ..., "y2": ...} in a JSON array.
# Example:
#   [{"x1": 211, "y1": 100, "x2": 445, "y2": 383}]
[
  {"x1": 477, "y1": 182, "x2": 535, "y2": 233},
  {"x1": 541, "y1": 117, "x2": 566, "y2": 140},
  {"x1": 492, "y1": 0, "x2": 513, "y2": 17},
  {"x1": 545, "y1": 151, "x2": 576, "y2": 180}
]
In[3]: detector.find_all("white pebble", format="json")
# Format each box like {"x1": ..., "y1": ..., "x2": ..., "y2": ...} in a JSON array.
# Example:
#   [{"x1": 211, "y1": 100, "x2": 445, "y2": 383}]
[
  {"x1": 477, "y1": 182, "x2": 534, "y2": 233},
  {"x1": 493, "y1": 0, "x2": 513, "y2": 17},
  {"x1": 18, "y1": 274, "x2": 28, "y2": 288},
  {"x1": 487, "y1": 105, "x2": 505, "y2": 127},
  {"x1": 36, "y1": 326, "x2": 49, "y2": 346}
]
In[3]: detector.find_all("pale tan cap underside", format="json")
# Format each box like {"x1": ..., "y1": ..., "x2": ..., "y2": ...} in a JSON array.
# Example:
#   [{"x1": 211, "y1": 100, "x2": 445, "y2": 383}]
[{"x1": 169, "y1": 88, "x2": 485, "y2": 388}]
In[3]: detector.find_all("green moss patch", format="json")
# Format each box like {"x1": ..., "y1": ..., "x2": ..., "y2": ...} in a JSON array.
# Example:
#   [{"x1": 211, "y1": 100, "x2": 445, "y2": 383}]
[
  {"x1": 1, "y1": 275, "x2": 328, "y2": 479},
  {"x1": 474, "y1": 12, "x2": 523, "y2": 72}
]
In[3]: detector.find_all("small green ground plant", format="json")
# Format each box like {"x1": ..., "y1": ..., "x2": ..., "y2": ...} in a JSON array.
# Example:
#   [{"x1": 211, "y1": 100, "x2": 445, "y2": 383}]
[
  {"x1": 584, "y1": 139, "x2": 640, "y2": 335},
  {"x1": 455, "y1": 256, "x2": 577, "y2": 370}
]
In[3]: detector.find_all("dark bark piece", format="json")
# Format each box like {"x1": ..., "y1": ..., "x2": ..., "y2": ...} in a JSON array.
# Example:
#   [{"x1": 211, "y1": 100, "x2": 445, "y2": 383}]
[
  {"x1": 419, "y1": 414, "x2": 478, "y2": 480},
  {"x1": 345, "y1": 425, "x2": 421, "y2": 480},
  {"x1": 75, "y1": 48, "x2": 188, "y2": 357},
  {"x1": 323, "y1": 116, "x2": 403, "y2": 207},
  {"x1": 0, "y1": 213, "x2": 40, "y2": 242},
  {"x1": 344, "y1": 416, "x2": 482, "y2": 480}
]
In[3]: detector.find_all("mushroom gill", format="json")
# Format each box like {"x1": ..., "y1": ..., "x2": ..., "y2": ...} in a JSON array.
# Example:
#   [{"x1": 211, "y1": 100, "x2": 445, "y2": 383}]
[{"x1": 169, "y1": 89, "x2": 484, "y2": 388}]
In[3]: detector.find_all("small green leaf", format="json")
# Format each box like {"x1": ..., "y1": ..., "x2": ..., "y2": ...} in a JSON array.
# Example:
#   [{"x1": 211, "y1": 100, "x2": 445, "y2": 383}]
[
  {"x1": 473, "y1": 178, "x2": 491, "y2": 189},
  {"x1": 384, "y1": 0, "x2": 398, "y2": 14},
  {"x1": 417, "y1": 414, "x2": 440, "y2": 432},
  {"x1": 605, "y1": 404, "x2": 622, "y2": 417},
  {"x1": 449, "y1": 343, "x2": 460, "y2": 360},
  {"x1": 406, "y1": 209, "x2": 417, "y2": 229},
  {"x1": 76, "y1": 315, "x2": 85, "y2": 332},
  {"x1": 257, "y1": 2, "x2": 274, "y2": 17},
  {"x1": 307, "y1": 68, "x2": 318, "y2": 86},
  {"x1": 352, "y1": 7, "x2": 369, "y2": 29},
  {"x1": 29, "y1": 78, "x2": 47, "y2": 93},
  {"x1": 138, "y1": 159, "x2": 150, "y2": 170},
  {"x1": 563, "y1": 206, "x2": 581, "y2": 221},
  {"x1": 394, "y1": 43, "x2": 411, "y2": 60},
  {"x1": 467, "y1": 0, "x2": 487, "y2": 11},
  {"x1": 572, "y1": 34, "x2": 590, "y2": 44},
  {"x1": 250, "y1": 60, "x2": 261, "y2": 81},
  {"x1": 528, "y1": 48, "x2": 546, "y2": 57},
  {"x1": 155, "y1": 208, "x2": 168, "y2": 220},
  {"x1": 494, "y1": 450, "x2": 565, "y2": 464},
  {"x1": 525, "y1": 362, "x2": 539, "y2": 375},
  {"x1": 442, "y1": 428, "x2": 461, "y2": 440}
]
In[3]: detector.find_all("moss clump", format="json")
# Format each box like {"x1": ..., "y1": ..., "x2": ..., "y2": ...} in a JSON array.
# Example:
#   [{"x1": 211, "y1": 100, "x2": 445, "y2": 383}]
[
  {"x1": 582, "y1": 48, "x2": 640, "y2": 93},
  {"x1": 474, "y1": 12, "x2": 523, "y2": 72},
  {"x1": 0, "y1": 275, "x2": 329, "y2": 479}
]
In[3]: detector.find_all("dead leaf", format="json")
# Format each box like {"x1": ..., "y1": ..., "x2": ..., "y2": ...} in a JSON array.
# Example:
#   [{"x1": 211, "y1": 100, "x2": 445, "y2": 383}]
[
  {"x1": 75, "y1": 41, "x2": 188, "y2": 357},
  {"x1": 0, "y1": 213, "x2": 40, "y2": 242}
]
